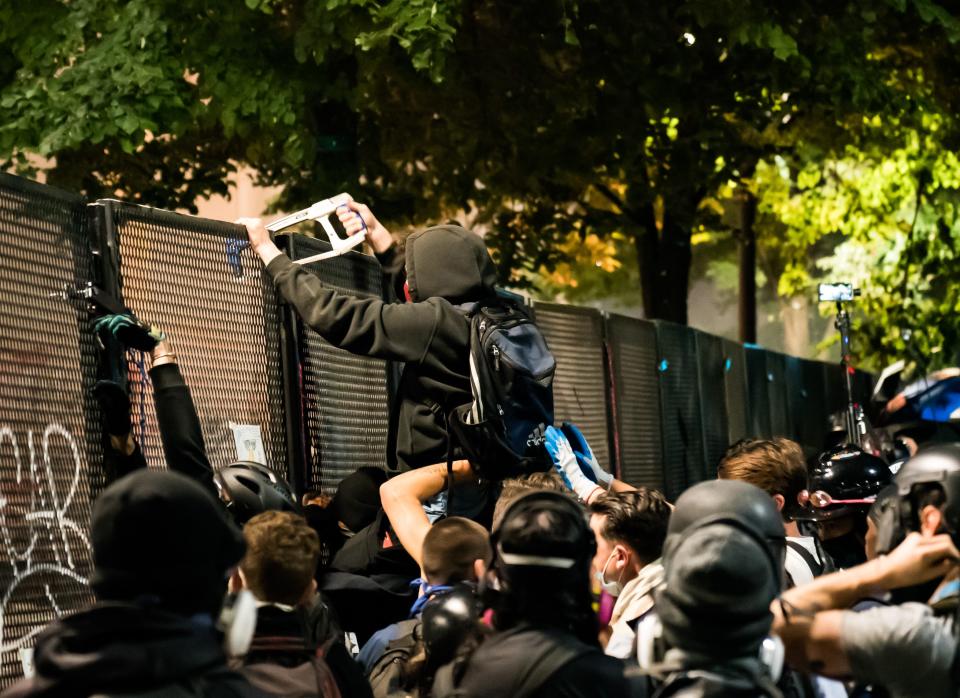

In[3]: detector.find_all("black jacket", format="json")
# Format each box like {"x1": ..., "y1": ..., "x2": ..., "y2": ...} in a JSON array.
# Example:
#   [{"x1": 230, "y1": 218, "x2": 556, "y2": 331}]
[
  {"x1": 103, "y1": 362, "x2": 216, "y2": 493},
  {"x1": 432, "y1": 624, "x2": 630, "y2": 698},
  {"x1": 1, "y1": 603, "x2": 264, "y2": 698},
  {"x1": 267, "y1": 225, "x2": 498, "y2": 472}
]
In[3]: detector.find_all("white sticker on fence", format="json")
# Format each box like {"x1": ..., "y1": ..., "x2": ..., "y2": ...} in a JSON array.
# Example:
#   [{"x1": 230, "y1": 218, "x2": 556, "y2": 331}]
[
  {"x1": 229, "y1": 422, "x2": 267, "y2": 465},
  {"x1": 20, "y1": 647, "x2": 34, "y2": 678}
]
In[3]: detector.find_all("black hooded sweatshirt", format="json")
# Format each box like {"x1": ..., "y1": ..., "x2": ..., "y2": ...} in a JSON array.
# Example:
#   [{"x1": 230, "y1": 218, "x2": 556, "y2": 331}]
[
  {"x1": 1, "y1": 604, "x2": 265, "y2": 698},
  {"x1": 267, "y1": 224, "x2": 498, "y2": 472}
]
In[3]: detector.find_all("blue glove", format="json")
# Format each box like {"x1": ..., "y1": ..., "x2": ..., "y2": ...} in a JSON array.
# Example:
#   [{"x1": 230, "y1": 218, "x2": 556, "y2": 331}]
[
  {"x1": 544, "y1": 426, "x2": 603, "y2": 502},
  {"x1": 561, "y1": 422, "x2": 614, "y2": 489}
]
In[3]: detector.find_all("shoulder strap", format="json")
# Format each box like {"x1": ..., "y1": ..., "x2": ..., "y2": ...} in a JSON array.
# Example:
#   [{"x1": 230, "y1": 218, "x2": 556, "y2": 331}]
[
  {"x1": 785, "y1": 540, "x2": 824, "y2": 578},
  {"x1": 515, "y1": 638, "x2": 593, "y2": 698}
]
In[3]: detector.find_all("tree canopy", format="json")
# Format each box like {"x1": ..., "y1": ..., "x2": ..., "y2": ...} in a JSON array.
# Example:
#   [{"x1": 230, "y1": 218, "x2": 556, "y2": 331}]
[{"x1": 2, "y1": 0, "x2": 960, "y2": 347}]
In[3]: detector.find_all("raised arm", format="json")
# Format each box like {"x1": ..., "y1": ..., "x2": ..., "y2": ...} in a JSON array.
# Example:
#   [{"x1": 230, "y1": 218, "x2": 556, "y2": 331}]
[
  {"x1": 236, "y1": 214, "x2": 436, "y2": 364},
  {"x1": 380, "y1": 459, "x2": 478, "y2": 570},
  {"x1": 772, "y1": 532, "x2": 960, "y2": 676},
  {"x1": 148, "y1": 339, "x2": 218, "y2": 498}
]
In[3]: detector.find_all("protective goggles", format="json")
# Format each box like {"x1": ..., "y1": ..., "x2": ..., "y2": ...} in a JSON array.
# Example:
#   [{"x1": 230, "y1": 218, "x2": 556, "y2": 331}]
[{"x1": 798, "y1": 489, "x2": 877, "y2": 509}]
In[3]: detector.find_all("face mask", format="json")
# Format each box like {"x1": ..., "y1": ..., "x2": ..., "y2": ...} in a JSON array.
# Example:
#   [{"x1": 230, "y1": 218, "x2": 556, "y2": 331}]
[{"x1": 595, "y1": 551, "x2": 625, "y2": 597}]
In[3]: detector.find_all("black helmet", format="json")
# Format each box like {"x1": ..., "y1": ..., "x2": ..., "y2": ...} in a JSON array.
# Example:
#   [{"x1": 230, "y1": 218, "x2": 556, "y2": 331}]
[
  {"x1": 874, "y1": 443, "x2": 960, "y2": 554},
  {"x1": 214, "y1": 461, "x2": 301, "y2": 525},
  {"x1": 421, "y1": 583, "x2": 482, "y2": 669},
  {"x1": 492, "y1": 490, "x2": 595, "y2": 583},
  {"x1": 796, "y1": 445, "x2": 892, "y2": 521}
]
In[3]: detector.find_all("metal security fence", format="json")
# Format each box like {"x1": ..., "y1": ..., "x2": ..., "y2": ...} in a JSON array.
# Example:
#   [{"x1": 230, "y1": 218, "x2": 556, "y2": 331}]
[
  {"x1": 0, "y1": 175, "x2": 98, "y2": 686},
  {"x1": 284, "y1": 235, "x2": 392, "y2": 494},
  {"x1": 655, "y1": 321, "x2": 706, "y2": 499},
  {"x1": 102, "y1": 201, "x2": 289, "y2": 478},
  {"x1": 695, "y1": 331, "x2": 731, "y2": 475},
  {"x1": 0, "y1": 172, "x2": 881, "y2": 688},
  {"x1": 798, "y1": 358, "x2": 829, "y2": 450},
  {"x1": 765, "y1": 350, "x2": 792, "y2": 438},
  {"x1": 606, "y1": 314, "x2": 663, "y2": 489},
  {"x1": 533, "y1": 302, "x2": 612, "y2": 473},
  {"x1": 745, "y1": 346, "x2": 774, "y2": 438},
  {"x1": 722, "y1": 338, "x2": 749, "y2": 446}
]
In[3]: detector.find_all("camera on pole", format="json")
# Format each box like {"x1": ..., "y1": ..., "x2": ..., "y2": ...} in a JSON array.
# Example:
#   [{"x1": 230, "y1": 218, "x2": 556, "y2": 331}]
[{"x1": 818, "y1": 283, "x2": 865, "y2": 447}]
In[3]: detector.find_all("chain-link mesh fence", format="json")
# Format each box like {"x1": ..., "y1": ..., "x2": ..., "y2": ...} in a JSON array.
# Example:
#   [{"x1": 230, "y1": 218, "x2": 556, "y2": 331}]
[
  {"x1": 532, "y1": 302, "x2": 612, "y2": 473},
  {"x1": 605, "y1": 314, "x2": 663, "y2": 489},
  {"x1": 106, "y1": 201, "x2": 289, "y2": 478},
  {"x1": 286, "y1": 235, "x2": 391, "y2": 494},
  {"x1": 0, "y1": 175, "x2": 98, "y2": 686}
]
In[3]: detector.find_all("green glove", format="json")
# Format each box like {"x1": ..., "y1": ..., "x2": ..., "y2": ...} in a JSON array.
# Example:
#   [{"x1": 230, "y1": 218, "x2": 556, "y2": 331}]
[{"x1": 93, "y1": 314, "x2": 165, "y2": 352}]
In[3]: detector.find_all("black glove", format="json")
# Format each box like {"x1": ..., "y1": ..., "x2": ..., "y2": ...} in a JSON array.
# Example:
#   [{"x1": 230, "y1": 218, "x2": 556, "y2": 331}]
[{"x1": 93, "y1": 314, "x2": 164, "y2": 352}]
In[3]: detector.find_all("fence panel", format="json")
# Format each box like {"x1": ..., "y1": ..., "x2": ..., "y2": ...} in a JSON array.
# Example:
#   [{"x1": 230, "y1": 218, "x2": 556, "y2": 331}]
[
  {"x1": 104, "y1": 201, "x2": 289, "y2": 478},
  {"x1": 695, "y1": 331, "x2": 730, "y2": 475},
  {"x1": 824, "y1": 362, "x2": 846, "y2": 417},
  {"x1": 0, "y1": 175, "x2": 98, "y2": 686},
  {"x1": 532, "y1": 302, "x2": 611, "y2": 472},
  {"x1": 655, "y1": 322, "x2": 705, "y2": 497},
  {"x1": 286, "y1": 235, "x2": 391, "y2": 494},
  {"x1": 765, "y1": 350, "x2": 792, "y2": 437},
  {"x1": 722, "y1": 339, "x2": 749, "y2": 445},
  {"x1": 605, "y1": 314, "x2": 663, "y2": 490},
  {"x1": 745, "y1": 347, "x2": 774, "y2": 438},
  {"x1": 799, "y1": 358, "x2": 829, "y2": 449},
  {"x1": 784, "y1": 356, "x2": 805, "y2": 443}
]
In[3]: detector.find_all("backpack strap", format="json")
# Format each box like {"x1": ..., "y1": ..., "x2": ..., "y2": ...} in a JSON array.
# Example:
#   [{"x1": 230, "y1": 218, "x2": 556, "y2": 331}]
[
  {"x1": 785, "y1": 540, "x2": 824, "y2": 578},
  {"x1": 514, "y1": 638, "x2": 593, "y2": 697},
  {"x1": 432, "y1": 629, "x2": 594, "y2": 698}
]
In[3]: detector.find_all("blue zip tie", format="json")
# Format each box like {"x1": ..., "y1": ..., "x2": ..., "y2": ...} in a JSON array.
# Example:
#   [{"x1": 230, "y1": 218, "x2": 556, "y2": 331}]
[{"x1": 226, "y1": 239, "x2": 250, "y2": 278}]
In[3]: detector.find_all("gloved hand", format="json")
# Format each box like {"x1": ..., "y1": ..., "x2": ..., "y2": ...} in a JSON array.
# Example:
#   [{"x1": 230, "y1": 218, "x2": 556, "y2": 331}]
[
  {"x1": 93, "y1": 314, "x2": 164, "y2": 352},
  {"x1": 561, "y1": 422, "x2": 613, "y2": 490},
  {"x1": 544, "y1": 426, "x2": 602, "y2": 503}
]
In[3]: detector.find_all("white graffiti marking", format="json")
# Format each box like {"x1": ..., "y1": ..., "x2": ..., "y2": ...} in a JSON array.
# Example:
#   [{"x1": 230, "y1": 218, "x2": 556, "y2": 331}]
[{"x1": 0, "y1": 423, "x2": 91, "y2": 656}]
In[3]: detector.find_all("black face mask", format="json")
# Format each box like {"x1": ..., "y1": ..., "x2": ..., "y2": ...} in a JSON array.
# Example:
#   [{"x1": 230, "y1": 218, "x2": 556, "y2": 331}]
[{"x1": 822, "y1": 532, "x2": 867, "y2": 570}]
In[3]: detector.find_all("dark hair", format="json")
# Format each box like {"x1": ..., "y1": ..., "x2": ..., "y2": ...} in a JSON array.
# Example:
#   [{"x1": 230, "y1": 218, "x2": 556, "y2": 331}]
[
  {"x1": 422, "y1": 517, "x2": 490, "y2": 585},
  {"x1": 588, "y1": 489, "x2": 670, "y2": 564},
  {"x1": 718, "y1": 438, "x2": 807, "y2": 520},
  {"x1": 242, "y1": 511, "x2": 319, "y2": 605}
]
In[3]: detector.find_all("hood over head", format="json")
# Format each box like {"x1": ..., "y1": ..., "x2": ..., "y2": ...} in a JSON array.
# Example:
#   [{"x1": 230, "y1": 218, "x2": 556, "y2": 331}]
[{"x1": 404, "y1": 225, "x2": 498, "y2": 303}]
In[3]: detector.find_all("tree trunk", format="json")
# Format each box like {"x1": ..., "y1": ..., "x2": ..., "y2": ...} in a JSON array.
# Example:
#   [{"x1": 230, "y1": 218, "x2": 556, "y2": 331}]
[
  {"x1": 633, "y1": 205, "x2": 691, "y2": 324},
  {"x1": 781, "y1": 295, "x2": 811, "y2": 357}
]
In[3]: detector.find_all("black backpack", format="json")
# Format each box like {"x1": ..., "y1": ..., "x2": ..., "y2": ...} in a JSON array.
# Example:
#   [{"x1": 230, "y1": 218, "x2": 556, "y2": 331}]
[
  {"x1": 367, "y1": 618, "x2": 421, "y2": 698},
  {"x1": 446, "y1": 301, "x2": 556, "y2": 490}
]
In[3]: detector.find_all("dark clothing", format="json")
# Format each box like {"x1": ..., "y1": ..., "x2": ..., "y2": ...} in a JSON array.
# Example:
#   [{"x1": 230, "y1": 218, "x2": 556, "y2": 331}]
[
  {"x1": 320, "y1": 571, "x2": 417, "y2": 648},
  {"x1": 236, "y1": 604, "x2": 366, "y2": 698},
  {"x1": 267, "y1": 226, "x2": 499, "y2": 472},
  {"x1": 433, "y1": 625, "x2": 630, "y2": 698},
  {"x1": 2, "y1": 603, "x2": 263, "y2": 698},
  {"x1": 653, "y1": 674, "x2": 778, "y2": 698},
  {"x1": 104, "y1": 363, "x2": 216, "y2": 495},
  {"x1": 151, "y1": 363, "x2": 217, "y2": 496},
  {"x1": 330, "y1": 510, "x2": 419, "y2": 579}
]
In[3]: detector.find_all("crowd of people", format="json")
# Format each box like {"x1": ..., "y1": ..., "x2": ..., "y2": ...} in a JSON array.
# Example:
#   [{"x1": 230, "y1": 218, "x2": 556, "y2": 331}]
[{"x1": 4, "y1": 199, "x2": 959, "y2": 698}]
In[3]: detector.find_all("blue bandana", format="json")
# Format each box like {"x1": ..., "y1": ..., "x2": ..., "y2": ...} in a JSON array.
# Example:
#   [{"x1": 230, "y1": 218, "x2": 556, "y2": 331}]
[{"x1": 408, "y1": 577, "x2": 453, "y2": 618}]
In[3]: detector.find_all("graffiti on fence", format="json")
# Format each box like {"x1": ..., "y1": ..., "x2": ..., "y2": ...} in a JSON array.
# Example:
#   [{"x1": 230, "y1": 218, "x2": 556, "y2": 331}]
[{"x1": 0, "y1": 423, "x2": 91, "y2": 657}]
